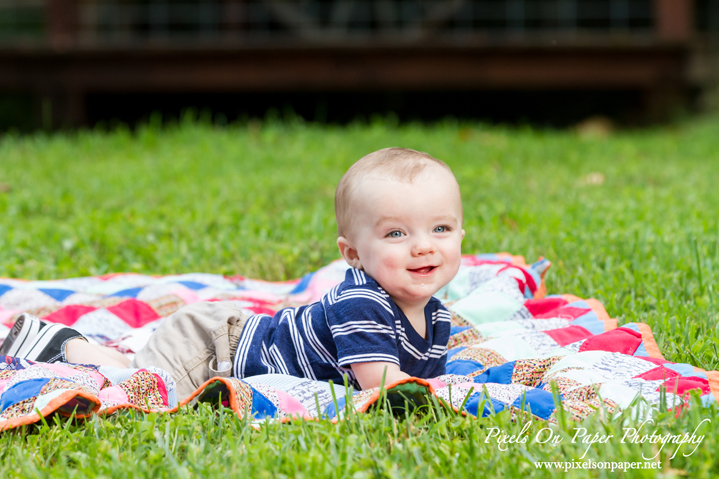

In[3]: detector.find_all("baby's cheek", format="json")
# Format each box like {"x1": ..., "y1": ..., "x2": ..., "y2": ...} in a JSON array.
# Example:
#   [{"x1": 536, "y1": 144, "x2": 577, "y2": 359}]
[
  {"x1": 380, "y1": 252, "x2": 404, "y2": 270},
  {"x1": 445, "y1": 239, "x2": 463, "y2": 261}
]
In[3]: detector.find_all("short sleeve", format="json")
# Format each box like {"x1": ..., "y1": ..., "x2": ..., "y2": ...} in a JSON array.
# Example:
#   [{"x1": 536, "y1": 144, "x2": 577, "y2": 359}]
[
  {"x1": 424, "y1": 300, "x2": 451, "y2": 377},
  {"x1": 324, "y1": 286, "x2": 400, "y2": 367},
  {"x1": 423, "y1": 352, "x2": 447, "y2": 377}
]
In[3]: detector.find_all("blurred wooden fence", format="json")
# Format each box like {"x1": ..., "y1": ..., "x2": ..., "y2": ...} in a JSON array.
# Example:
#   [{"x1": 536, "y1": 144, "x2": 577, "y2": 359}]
[{"x1": 0, "y1": 0, "x2": 713, "y2": 126}]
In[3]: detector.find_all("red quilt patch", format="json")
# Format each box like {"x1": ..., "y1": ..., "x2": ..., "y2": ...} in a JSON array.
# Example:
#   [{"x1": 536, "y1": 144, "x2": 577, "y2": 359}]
[
  {"x1": 535, "y1": 306, "x2": 590, "y2": 320},
  {"x1": 43, "y1": 305, "x2": 98, "y2": 326},
  {"x1": 635, "y1": 366, "x2": 679, "y2": 381},
  {"x1": 578, "y1": 327, "x2": 642, "y2": 355},
  {"x1": 524, "y1": 297, "x2": 568, "y2": 316},
  {"x1": 659, "y1": 376, "x2": 711, "y2": 396},
  {"x1": 107, "y1": 299, "x2": 161, "y2": 328},
  {"x1": 544, "y1": 325, "x2": 594, "y2": 346}
]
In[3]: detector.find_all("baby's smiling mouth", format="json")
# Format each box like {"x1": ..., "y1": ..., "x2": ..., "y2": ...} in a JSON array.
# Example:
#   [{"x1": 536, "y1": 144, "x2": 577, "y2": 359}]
[{"x1": 408, "y1": 266, "x2": 437, "y2": 275}]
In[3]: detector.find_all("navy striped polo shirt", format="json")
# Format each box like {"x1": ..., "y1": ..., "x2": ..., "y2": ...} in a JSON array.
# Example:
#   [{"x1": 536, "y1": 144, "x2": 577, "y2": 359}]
[{"x1": 232, "y1": 268, "x2": 451, "y2": 389}]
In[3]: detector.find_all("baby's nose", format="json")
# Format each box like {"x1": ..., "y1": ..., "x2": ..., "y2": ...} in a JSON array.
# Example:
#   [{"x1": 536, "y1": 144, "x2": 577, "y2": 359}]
[{"x1": 412, "y1": 237, "x2": 435, "y2": 255}]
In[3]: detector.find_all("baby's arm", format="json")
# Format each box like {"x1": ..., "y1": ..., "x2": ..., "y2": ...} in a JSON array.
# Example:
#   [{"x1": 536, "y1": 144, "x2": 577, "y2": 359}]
[
  {"x1": 351, "y1": 361, "x2": 410, "y2": 390},
  {"x1": 65, "y1": 338, "x2": 130, "y2": 368}
]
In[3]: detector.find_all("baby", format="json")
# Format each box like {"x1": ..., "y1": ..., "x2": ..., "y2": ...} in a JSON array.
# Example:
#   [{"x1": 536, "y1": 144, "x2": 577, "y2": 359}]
[{"x1": 1, "y1": 147, "x2": 465, "y2": 401}]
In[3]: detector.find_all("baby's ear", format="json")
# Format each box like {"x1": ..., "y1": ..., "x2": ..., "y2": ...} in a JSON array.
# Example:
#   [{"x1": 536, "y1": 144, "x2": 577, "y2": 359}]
[{"x1": 337, "y1": 237, "x2": 362, "y2": 269}]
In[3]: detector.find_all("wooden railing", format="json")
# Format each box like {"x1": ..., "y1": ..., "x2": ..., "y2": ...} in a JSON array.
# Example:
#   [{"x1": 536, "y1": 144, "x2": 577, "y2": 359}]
[
  {"x1": 0, "y1": 0, "x2": 704, "y2": 128},
  {"x1": 0, "y1": 0, "x2": 702, "y2": 47}
]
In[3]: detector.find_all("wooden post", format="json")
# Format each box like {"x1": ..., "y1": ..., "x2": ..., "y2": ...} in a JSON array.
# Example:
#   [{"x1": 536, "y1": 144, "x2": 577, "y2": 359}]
[
  {"x1": 43, "y1": 0, "x2": 86, "y2": 127},
  {"x1": 47, "y1": 0, "x2": 79, "y2": 47},
  {"x1": 650, "y1": 0, "x2": 693, "y2": 120},
  {"x1": 222, "y1": 0, "x2": 246, "y2": 38},
  {"x1": 654, "y1": 0, "x2": 694, "y2": 43}
]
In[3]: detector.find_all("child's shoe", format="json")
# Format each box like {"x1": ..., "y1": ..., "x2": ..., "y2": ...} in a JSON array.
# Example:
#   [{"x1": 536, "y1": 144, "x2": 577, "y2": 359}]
[{"x1": 0, "y1": 313, "x2": 86, "y2": 362}]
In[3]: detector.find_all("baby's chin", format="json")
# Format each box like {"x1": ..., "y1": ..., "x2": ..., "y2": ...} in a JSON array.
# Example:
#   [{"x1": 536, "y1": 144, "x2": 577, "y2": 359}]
[{"x1": 402, "y1": 284, "x2": 444, "y2": 300}]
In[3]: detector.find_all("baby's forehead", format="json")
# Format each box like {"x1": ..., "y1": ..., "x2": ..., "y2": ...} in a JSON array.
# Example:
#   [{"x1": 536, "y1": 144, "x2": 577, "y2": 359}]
[
  {"x1": 350, "y1": 170, "x2": 462, "y2": 214},
  {"x1": 356, "y1": 163, "x2": 454, "y2": 189}
]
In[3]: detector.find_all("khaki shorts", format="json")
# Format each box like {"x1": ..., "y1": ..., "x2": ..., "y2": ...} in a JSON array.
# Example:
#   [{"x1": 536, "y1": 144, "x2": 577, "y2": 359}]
[{"x1": 129, "y1": 301, "x2": 251, "y2": 401}]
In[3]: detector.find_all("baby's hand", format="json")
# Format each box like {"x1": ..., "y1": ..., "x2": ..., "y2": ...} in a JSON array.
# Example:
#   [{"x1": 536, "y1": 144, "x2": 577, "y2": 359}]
[{"x1": 351, "y1": 362, "x2": 411, "y2": 390}]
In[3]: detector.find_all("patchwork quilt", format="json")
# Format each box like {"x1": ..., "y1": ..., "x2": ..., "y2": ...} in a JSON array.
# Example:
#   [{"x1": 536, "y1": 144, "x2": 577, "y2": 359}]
[{"x1": 1, "y1": 254, "x2": 717, "y2": 431}]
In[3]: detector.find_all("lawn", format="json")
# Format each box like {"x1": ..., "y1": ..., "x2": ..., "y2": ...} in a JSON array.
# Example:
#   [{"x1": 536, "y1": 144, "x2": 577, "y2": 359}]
[{"x1": 1, "y1": 114, "x2": 718, "y2": 477}]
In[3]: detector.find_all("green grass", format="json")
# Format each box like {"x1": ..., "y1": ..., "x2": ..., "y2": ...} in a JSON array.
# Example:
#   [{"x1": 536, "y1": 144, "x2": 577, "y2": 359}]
[{"x1": 1, "y1": 115, "x2": 719, "y2": 477}]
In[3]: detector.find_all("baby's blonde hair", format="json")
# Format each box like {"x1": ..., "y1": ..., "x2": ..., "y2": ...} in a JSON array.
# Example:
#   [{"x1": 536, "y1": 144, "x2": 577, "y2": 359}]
[{"x1": 335, "y1": 147, "x2": 459, "y2": 239}]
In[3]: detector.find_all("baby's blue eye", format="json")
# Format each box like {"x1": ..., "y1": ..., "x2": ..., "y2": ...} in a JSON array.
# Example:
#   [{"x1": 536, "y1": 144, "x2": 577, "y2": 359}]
[
  {"x1": 387, "y1": 230, "x2": 404, "y2": 238},
  {"x1": 434, "y1": 226, "x2": 449, "y2": 233}
]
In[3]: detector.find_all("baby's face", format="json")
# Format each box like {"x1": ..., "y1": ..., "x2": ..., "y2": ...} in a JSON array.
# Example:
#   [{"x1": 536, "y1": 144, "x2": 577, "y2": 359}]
[{"x1": 347, "y1": 169, "x2": 464, "y2": 313}]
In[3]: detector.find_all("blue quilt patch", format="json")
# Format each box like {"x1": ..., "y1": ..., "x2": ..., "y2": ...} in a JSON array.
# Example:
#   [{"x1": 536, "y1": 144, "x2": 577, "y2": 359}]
[
  {"x1": 1, "y1": 378, "x2": 51, "y2": 413},
  {"x1": 250, "y1": 385, "x2": 278, "y2": 418},
  {"x1": 464, "y1": 392, "x2": 506, "y2": 417},
  {"x1": 177, "y1": 281, "x2": 208, "y2": 291},
  {"x1": 289, "y1": 272, "x2": 315, "y2": 294},
  {"x1": 108, "y1": 287, "x2": 143, "y2": 298},
  {"x1": 446, "y1": 359, "x2": 484, "y2": 376},
  {"x1": 0, "y1": 284, "x2": 12, "y2": 298},
  {"x1": 38, "y1": 288, "x2": 76, "y2": 302},
  {"x1": 473, "y1": 361, "x2": 516, "y2": 385},
  {"x1": 511, "y1": 388, "x2": 557, "y2": 420}
]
